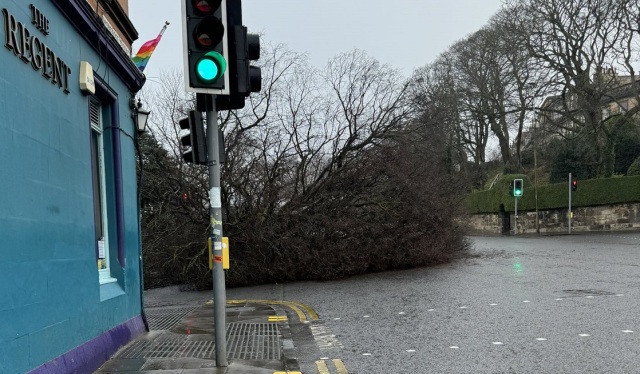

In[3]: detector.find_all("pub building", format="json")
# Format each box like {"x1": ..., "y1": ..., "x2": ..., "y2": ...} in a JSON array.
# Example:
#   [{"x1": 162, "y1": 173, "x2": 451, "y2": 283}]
[{"x1": 0, "y1": 0, "x2": 147, "y2": 372}]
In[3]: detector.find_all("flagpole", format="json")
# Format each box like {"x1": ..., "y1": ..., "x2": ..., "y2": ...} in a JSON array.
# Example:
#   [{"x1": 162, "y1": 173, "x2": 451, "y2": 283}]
[
  {"x1": 132, "y1": 21, "x2": 170, "y2": 72},
  {"x1": 159, "y1": 21, "x2": 169, "y2": 37}
]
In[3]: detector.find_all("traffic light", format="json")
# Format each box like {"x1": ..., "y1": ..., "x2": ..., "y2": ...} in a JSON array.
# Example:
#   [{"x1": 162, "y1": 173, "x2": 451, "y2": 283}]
[
  {"x1": 571, "y1": 180, "x2": 578, "y2": 191},
  {"x1": 216, "y1": 0, "x2": 262, "y2": 110},
  {"x1": 179, "y1": 110, "x2": 207, "y2": 164},
  {"x1": 244, "y1": 32, "x2": 261, "y2": 93},
  {"x1": 513, "y1": 179, "x2": 523, "y2": 197},
  {"x1": 182, "y1": 0, "x2": 229, "y2": 94}
]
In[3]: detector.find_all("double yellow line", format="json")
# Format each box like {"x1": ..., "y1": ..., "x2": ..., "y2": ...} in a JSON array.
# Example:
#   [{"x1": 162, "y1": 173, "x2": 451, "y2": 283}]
[
  {"x1": 316, "y1": 359, "x2": 349, "y2": 374},
  {"x1": 227, "y1": 299, "x2": 320, "y2": 323}
]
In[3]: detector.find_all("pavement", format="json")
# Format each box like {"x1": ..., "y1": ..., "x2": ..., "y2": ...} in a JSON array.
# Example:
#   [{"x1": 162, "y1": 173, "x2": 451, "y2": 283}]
[{"x1": 94, "y1": 287, "x2": 319, "y2": 374}]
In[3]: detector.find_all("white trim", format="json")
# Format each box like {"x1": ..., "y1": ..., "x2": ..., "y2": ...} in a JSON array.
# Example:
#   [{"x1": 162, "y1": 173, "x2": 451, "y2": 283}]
[{"x1": 91, "y1": 98, "x2": 112, "y2": 282}]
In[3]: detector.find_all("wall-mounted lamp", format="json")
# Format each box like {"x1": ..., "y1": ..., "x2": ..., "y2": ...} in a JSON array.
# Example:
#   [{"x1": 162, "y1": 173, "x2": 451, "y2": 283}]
[{"x1": 131, "y1": 98, "x2": 151, "y2": 133}]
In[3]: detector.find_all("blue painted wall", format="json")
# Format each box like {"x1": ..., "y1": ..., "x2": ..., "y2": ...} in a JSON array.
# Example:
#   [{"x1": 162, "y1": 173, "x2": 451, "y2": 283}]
[{"x1": 0, "y1": 1, "x2": 143, "y2": 372}]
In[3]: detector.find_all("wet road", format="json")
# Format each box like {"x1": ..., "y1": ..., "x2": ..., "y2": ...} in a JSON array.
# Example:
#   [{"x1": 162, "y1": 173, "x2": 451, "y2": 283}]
[{"x1": 226, "y1": 232, "x2": 640, "y2": 373}]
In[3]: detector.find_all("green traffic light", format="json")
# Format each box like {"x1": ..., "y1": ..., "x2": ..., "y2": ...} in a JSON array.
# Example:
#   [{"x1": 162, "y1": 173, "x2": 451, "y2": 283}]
[{"x1": 195, "y1": 51, "x2": 227, "y2": 83}]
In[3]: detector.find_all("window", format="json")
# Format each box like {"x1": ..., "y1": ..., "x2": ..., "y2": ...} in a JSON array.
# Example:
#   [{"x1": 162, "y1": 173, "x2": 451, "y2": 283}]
[
  {"x1": 619, "y1": 100, "x2": 628, "y2": 113},
  {"x1": 90, "y1": 98, "x2": 116, "y2": 284}
]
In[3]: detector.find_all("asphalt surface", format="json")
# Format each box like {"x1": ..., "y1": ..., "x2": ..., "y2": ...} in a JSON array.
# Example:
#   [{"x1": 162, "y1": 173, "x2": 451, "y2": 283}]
[
  {"x1": 137, "y1": 232, "x2": 640, "y2": 373},
  {"x1": 221, "y1": 231, "x2": 640, "y2": 373}
]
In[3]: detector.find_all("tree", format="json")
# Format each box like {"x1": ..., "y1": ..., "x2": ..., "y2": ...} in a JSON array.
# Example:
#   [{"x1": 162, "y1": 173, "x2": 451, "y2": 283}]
[
  {"x1": 138, "y1": 44, "x2": 470, "y2": 288},
  {"x1": 504, "y1": 0, "x2": 640, "y2": 177},
  {"x1": 547, "y1": 136, "x2": 600, "y2": 183},
  {"x1": 608, "y1": 117, "x2": 640, "y2": 175},
  {"x1": 138, "y1": 132, "x2": 209, "y2": 288}
]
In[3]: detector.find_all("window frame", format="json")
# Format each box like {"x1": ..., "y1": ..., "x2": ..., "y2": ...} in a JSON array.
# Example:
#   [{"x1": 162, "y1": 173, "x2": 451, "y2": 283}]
[{"x1": 90, "y1": 97, "x2": 117, "y2": 284}]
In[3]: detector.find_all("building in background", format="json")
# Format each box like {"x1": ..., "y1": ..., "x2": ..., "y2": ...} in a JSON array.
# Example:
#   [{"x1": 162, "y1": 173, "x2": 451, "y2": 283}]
[
  {"x1": 537, "y1": 69, "x2": 640, "y2": 140},
  {"x1": 0, "y1": 0, "x2": 147, "y2": 372}
]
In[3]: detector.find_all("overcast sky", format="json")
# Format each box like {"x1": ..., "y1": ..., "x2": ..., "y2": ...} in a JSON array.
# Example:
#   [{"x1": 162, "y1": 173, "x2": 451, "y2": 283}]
[{"x1": 129, "y1": 0, "x2": 505, "y2": 81}]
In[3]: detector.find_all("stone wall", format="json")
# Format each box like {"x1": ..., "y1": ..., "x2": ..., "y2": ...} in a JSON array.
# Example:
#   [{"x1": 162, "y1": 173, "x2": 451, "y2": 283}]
[{"x1": 468, "y1": 203, "x2": 640, "y2": 234}]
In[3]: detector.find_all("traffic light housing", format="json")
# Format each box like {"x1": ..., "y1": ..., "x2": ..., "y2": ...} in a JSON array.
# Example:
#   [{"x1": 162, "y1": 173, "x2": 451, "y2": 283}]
[
  {"x1": 571, "y1": 180, "x2": 578, "y2": 191},
  {"x1": 179, "y1": 110, "x2": 207, "y2": 165},
  {"x1": 513, "y1": 179, "x2": 523, "y2": 197},
  {"x1": 216, "y1": 0, "x2": 262, "y2": 110},
  {"x1": 182, "y1": 0, "x2": 230, "y2": 94}
]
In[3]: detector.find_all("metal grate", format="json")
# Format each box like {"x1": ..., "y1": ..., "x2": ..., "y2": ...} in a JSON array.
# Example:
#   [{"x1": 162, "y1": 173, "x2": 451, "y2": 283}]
[
  {"x1": 227, "y1": 323, "x2": 281, "y2": 360},
  {"x1": 115, "y1": 322, "x2": 281, "y2": 361},
  {"x1": 116, "y1": 337, "x2": 214, "y2": 359},
  {"x1": 146, "y1": 306, "x2": 201, "y2": 331}
]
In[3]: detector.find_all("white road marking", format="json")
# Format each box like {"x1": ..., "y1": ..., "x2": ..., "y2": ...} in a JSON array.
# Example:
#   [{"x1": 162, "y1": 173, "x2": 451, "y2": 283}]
[
  {"x1": 492, "y1": 342, "x2": 504, "y2": 345},
  {"x1": 398, "y1": 312, "x2": 406, "y2": 315},
  {"x1": 523, "y1": 300, "x2": 531, "y2": 303},
  {"x1": 449, "y1": 346, "x2": 459, "y2": 349},
  {"x1": 490, "y1": 303, "x2": 498, "y2": 306},
  {"x1": 622, "y1": 330, "x2": 634, "y2": 333},
  {"x1": 363, "y1": 315, "x2": 370, "y2": 318},
  {"x1": 578, "y1": 334, "x2": 590, "y2": 337},
  {"x1": 310, "y1": 323, "x2": 343, "y2": 350},
  {"x1": 536, "y1": 338, "x2": 547, "y2": 341},
  {"x1": 363, "y1": 353, "x2": 372, "y2": 356},
  {"x1": 406, "y1": 349, "x2": 416, "y2": 353}
]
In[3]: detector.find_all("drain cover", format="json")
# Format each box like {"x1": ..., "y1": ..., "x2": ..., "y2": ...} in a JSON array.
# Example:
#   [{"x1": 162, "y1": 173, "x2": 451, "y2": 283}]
[
  {"x1": 227, "y1": 323, "x2": 281, "y2": 360},
  {"x1": 116, "y1": 323, "x2": 281, "y2": 361}
]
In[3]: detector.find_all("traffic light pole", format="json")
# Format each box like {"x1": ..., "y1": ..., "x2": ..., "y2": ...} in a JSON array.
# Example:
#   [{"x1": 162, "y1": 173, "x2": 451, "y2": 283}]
[
  {"x1": 568, "y1": 173, "x2": 572, "y2": 234},
  {"x1": 206, "y1": 96, "x2": 228, "y2": 367},
  {"x1": 514, "y1": 197, "x2": 518, "y2": 235}
]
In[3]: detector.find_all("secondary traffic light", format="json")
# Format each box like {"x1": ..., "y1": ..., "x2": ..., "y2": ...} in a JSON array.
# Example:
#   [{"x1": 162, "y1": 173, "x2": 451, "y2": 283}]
[
  {"x1": 513, "y1": 179, "x2": 523, "y2": 197},
  {"x1": 179, "y1": 110, "x2": 207, "y2": 165},
  {"x1": 182, "y1": 0, "x2": 229, "y2": 94},
  {"x1": 571, "y1": 180, "x2": 578, "y2": 191},
  {"x1": 245, "y1": 32, "x2": 261, "y2": 93},
  {"x1": 217, "y1": 0, "x2": 262, "y2": 110}
]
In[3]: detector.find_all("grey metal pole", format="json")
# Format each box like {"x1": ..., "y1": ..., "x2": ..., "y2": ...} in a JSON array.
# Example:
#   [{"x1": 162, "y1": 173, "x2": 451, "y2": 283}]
[
  {"x1": 568, "y1": 172, "x2": 572, "y2": 234},
  {"x1": 533, "y1": 118, "x2": 540, "y2": 234},
  {"x1": 514, "y1": 197, "x2": 518, "y2": 235},
  {"x1": 206, "y1": 97, "x2": 228, "y2": 367}
]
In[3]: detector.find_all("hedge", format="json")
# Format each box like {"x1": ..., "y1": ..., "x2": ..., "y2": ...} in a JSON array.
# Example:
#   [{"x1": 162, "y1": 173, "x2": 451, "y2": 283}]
[{"x1": 466, "y1": 175, "x2": 640, "y2": 214}]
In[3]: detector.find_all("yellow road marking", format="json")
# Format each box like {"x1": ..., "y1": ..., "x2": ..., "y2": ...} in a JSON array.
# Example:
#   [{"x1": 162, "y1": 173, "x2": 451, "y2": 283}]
[
  {"x1": 333, "y1": 359, "x2": 349, "y2": 374},
  {"x1": 273, "y1": 372, "x2": 301, "y2": 374},
  {"x1": 296, "y1": 301, "x2": 320, "y2": 320},
  {"x1": 268, "y1": 316, "x2": 288, "y2": 322},
  {"x1": 227, "y1": 299, "x2": 319, "y2": 322},
  {"x1": 286, "y1": 303, "x2": 307, "y2": 322},
  {"x1": 315, "y1": 360, "x2": 330, "y2": 374}
]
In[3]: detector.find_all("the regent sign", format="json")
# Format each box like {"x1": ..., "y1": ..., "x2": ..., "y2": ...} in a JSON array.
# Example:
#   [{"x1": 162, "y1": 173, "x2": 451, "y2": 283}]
[{"x1": 2, "y1": 4, "x2": 71, "y2": 94}]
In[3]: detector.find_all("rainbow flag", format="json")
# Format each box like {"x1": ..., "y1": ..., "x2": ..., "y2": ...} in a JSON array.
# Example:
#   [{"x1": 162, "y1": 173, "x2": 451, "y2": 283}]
[{"x1": 132, "y1": 23, "x2": 169, "y2": 72}]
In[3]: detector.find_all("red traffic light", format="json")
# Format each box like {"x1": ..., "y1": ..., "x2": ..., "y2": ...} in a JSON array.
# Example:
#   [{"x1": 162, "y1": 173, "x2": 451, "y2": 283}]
[
  {"x1": 193, "y1": 0, "x2": 221, "y2": 15},
  {"x1": 571, "y1": 180, "x2": 578, "y2": 191},
  {"x1": 193, "y1": 17, "x2": 224, "y2": 48}
]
